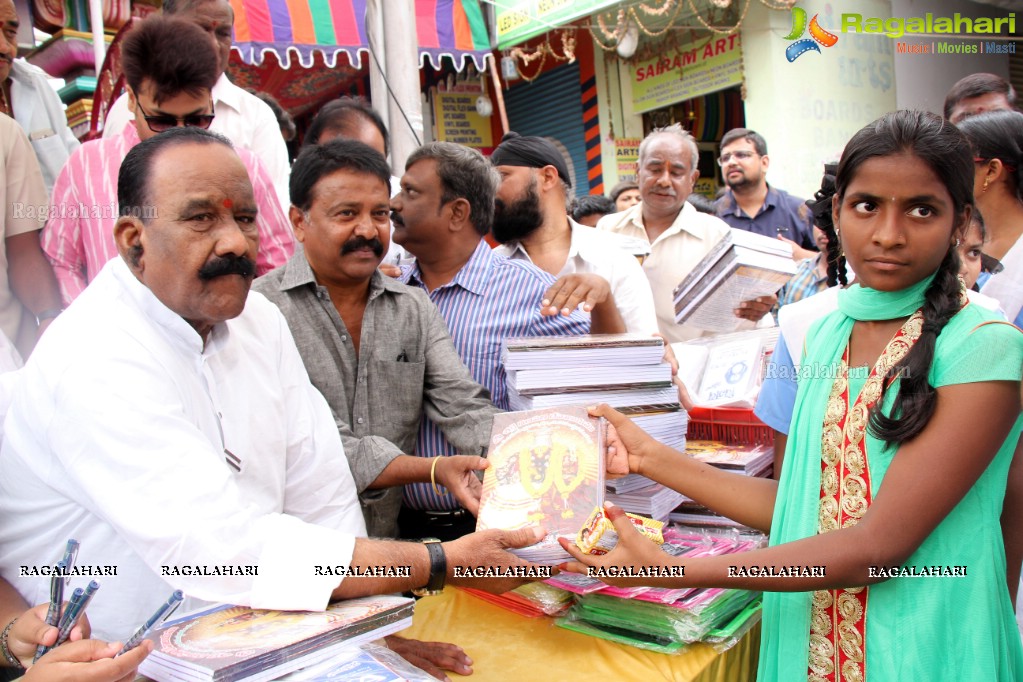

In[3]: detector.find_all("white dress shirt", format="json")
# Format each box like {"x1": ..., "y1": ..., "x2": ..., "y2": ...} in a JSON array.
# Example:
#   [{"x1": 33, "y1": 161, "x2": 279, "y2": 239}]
[
  {"x1": 9, "y1": 59, "x2": 80, "y2": 194},
  {"x1": 597, "y1": 202, "x2": 731, "y2": 344},
  {"x1": 102, "y1": 73, "x2": 291, "y2": 211},
  {"x1": 494, "y1": 218, "x2": 658, "y2": 334},
  {"x1": 0, "y1": 258, "x2": 364, "y2": 639}
]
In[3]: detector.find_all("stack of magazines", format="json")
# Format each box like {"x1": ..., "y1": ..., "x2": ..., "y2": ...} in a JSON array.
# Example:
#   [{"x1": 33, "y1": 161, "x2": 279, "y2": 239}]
[
  {"x1": 606, "y1": 475, "x2": 685, "y2": 523},
  {"x1": 138, "y1": 596, "x2": 414, "y2": 682},
  {"x1": 669, "y1": 441, "x2": 774, "y2": 528},
  {"x1": 672, "y1": 229, "x2": 796, "y2": 333},
  {"x1": 503, "y1": 334, "x2": 685, "y2": 451}
]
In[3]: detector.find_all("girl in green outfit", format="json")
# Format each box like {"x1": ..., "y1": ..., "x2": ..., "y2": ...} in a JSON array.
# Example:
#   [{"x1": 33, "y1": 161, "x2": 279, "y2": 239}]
[{"x1": 560, "y1": 110, "x2": 1023, "y2": 680}]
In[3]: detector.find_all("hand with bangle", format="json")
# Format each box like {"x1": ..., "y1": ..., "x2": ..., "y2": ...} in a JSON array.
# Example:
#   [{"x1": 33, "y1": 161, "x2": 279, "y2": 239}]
[
  {"x1": 1, "y1": 601, "x2": 90, "y2": 671},
  {"x1": 429, "y1": 455, "x2": 489, "y2": 515}
]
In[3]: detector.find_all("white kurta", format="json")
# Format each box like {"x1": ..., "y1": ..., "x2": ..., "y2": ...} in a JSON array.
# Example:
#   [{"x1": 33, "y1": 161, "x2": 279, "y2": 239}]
[{"x1": 0, "y1": 258, "x2": 365, "y2": 639}]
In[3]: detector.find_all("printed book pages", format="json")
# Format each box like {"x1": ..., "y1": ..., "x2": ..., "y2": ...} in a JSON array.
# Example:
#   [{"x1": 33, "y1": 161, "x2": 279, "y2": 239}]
[
  {"x1": 672, "y1": 229, "x2": 796, "y2": 333},
  {"x1": 507, "y1": 363, "x2": 673, "y2": 396},
  {"x1": 476, "y1": 407, "x2": 605, "y2": 564},
  {"x1": 501, "y1": 334, "x2": 664, "y2": 370},
  {"x1": 508, "y1": 386, "x2": 679, "y2": 412},
  {"x1": 137, "y1": 596, "x2": 414, "y2": 682},
  {"x1": 685, "y1": 440, "x2": 773, "y2": 476}
]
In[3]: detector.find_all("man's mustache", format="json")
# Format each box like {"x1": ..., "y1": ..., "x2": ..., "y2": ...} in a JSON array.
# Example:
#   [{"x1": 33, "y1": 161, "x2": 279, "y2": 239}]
[
  {"x1": 341, "y1": 235, "x2": 384, "y2": 257},
  {"x1": 390, "y1": 210, "x2": 404, "y2": 227},
  {"x1": 199, "y1": 255, "x2": 256, "y2": 280}
]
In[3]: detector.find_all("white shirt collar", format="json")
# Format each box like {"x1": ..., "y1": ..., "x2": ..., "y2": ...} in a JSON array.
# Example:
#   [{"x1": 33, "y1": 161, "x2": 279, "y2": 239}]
[{"x1": 211, "y1": 73, "x2": 243, "y2": 114}]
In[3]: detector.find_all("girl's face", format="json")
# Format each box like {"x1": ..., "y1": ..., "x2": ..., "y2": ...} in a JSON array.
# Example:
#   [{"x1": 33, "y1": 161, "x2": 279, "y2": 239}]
[
  {"x1": 833, "y1": 152, "x2": 963, "y2": 292},
  {"x1": 957, "y1": 221, "x2": 984, "y2": 289}
]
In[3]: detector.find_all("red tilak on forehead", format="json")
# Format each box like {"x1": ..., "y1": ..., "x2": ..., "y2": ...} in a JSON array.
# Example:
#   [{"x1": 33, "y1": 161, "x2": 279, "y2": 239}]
[{"x1": 223, "y1": 199, "x2": 233, "y2": 208}]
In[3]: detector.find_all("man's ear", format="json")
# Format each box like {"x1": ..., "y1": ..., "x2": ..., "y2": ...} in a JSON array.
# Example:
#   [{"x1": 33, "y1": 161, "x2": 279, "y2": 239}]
[
  {"x1": 539, "y1": 165, "x2": 560, "y2": 192},
  {"x1": 289, "y1": 206, "x2": 307, "y2": 243},
  {"x1": 447, "y1": 197, "x2": 471, "y2": 232},
  {"x1": 761, "y1": 154, "x2": 770, "y2": 172},
  {"x1": 114, "y1": 215, "x2": 145, "y2": 271},
  {"x1": 126, "y1": 86, "x2": 138, "y2": 115}
]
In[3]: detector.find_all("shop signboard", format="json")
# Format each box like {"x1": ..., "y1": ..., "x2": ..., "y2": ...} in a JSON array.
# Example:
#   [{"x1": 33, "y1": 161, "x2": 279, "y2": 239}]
[
  {"x1": 496, "y1": 0, "x2": 621, "y2": 49},
  {"x1": 432, "y1": 90, "x2": 493, "y2": 149},
  {"x1": 631, "y1": 34, "x2": 743, "y2": 114}
]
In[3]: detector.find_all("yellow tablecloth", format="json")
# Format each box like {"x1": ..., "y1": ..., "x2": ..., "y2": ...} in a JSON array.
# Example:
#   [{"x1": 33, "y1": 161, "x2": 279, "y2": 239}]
[{"x1": 399, "y1": 589, "x2": 760, "y2": 682}]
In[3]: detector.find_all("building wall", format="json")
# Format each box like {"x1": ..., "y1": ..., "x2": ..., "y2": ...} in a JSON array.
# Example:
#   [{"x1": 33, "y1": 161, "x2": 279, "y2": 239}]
[{"x1": 890, "y1": 0, "x2": 1014, "y2": 114}]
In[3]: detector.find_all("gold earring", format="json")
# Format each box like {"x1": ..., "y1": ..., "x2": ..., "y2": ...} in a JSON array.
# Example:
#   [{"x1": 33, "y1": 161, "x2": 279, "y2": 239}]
[{"x1": 982, "y1": 179, "x2": 990, "y2": 193}]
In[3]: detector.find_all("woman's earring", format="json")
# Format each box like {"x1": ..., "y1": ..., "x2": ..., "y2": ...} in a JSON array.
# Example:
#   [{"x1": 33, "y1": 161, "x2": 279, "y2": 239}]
[{"x1": 982, "y1": 179, "x2": 990, "y2": 193}]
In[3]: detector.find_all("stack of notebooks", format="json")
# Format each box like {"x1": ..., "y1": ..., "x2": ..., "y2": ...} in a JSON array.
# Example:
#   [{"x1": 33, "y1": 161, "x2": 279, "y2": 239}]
[
  {"x1": 138, "y1": 595, "x2": 414, "y2": 682},
  {"x1": 476, "y1": 406, "x2": 605, "y2": 564},
  {"x1": 503, "y1": 334, "x2": 686, "y2": 451},
  {"x1": 669, "y1": 441, "x2": 774, "y2": 528},
  {"x1": 672, "y1": 229, "x2": 796, "y2": 333}
]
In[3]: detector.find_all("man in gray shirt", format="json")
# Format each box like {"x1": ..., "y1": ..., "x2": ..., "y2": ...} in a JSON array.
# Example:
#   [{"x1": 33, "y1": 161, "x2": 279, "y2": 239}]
[{"x1": 254, "y1": 140, "x2": 499, "y2": 539}]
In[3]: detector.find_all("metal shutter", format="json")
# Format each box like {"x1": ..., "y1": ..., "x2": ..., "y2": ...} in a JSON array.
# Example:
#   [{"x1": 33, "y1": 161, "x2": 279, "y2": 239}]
[{"x1": 504, "y1": 62, "x2": 588, "y2": 198}]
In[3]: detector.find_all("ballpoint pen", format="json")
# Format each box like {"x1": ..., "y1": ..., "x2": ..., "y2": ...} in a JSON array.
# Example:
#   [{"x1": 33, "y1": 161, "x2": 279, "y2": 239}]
[
  {"x1": 60, "y1": 539, "x2": 79, "y2": 576},
  {"x1": 117, "y1": 590, "x2": 183, "y2": 656},
  {"x1": 33, "y1": 560, "x2": 67, "y2": 662},
  {"x1": 52, "y1": 580, "x2": 99, "y2": 649}
]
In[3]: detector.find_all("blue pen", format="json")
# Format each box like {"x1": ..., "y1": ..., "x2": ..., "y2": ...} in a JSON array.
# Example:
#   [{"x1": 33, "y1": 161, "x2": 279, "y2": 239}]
[
  {"x1": 60, "y1": 539, "x2": 79, "y2": 576},
  {"x1": 33, "y1": 560, "x2": 68, "y2": 662},
  {"x1": 117, "y1": 590, "x2": 183, "y2": 656},
  {"x1": 53, "y1": 581, "x2": 99, "y2": 647}
]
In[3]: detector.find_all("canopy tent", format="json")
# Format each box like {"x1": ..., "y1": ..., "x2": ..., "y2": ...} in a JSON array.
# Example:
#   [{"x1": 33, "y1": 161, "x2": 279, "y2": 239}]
[{"x1": 228, "y1": 0, "x2": 493, "y2": 71}]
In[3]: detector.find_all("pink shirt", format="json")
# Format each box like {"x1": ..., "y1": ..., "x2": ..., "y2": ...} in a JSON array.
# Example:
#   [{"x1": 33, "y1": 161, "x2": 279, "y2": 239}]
[{"x1": 42, "y1": 123, "x2": 294, "y2": 305}]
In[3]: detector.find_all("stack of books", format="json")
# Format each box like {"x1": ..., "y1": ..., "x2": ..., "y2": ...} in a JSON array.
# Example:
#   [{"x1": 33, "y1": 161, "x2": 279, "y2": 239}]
[
  {"x1": 138, "y1": 596, "x2": 414, "y2": 682},
  {"x1": 476, "y1": 406, "x2": 606, "y2": 564},
  {"x1": 503, "y1": 334, "x2": 686, "y2": 450},
  {"x1": 672, "y1": 229, "x2": 796, "y2": 333},
  {"x1": 668, "y1": 441, "x2": 774, "y2": 528},
  {"x1": 605, "y1": 475, "x2": 685, "y2": 523}
]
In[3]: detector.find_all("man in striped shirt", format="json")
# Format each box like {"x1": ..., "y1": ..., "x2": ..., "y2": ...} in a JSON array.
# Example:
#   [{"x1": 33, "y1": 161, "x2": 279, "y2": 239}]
[
  {"x1": 41, "y1": 16, "x2": 292, "y2": 306},
  {"x1": 390, "y1": 142, "x2": 622, "y2": 540}
]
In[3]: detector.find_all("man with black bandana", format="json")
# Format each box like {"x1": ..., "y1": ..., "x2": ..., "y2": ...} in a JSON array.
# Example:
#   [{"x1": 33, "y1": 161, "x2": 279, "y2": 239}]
[
  {"x1": 490, "y1": 132, "x2": 657, "y2": 334},
  {"x1": 254, "y1": 139, "x2": 500, "y2": 541}
]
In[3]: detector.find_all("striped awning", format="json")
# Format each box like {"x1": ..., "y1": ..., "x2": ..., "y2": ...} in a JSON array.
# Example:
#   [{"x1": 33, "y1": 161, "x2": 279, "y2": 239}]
[{"x1": 228, "y1": 0, "x2": 492, "y2": 71}]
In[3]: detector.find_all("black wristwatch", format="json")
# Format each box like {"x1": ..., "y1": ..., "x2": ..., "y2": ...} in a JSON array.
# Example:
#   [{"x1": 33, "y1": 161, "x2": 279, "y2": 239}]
[{"x1": 412, "y1": 538, "x2": 446, "y2": 597}]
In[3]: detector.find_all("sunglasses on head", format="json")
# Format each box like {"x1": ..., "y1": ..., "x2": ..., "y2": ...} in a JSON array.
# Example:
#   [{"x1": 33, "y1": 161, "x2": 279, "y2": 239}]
[{"x1": 136, "y1": 99, "x2": 216, "y2": 133}]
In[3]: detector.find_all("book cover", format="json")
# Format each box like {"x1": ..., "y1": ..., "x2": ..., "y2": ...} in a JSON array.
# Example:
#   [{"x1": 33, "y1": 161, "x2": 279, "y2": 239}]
[
  {"x1": 141, "y1": 596, "x2": 413, "y2": 682},
  {"x1": 685, "y1": 440, "x2": 774, "y2": 474},
  {"x1": 477, "y1": 407, "x2": 605, "y2": 544}
]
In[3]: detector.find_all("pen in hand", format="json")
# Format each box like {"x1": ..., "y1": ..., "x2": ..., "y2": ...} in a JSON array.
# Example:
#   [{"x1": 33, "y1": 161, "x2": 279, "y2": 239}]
[
  {"x1": 33, "y1": 561, "x2": 68, "y2": 662},
  {"x1": 117, "y1": 590, "x2": 184, "y2": 656},
  {"x1": 52, "y1": 580, "x2": 99, "y2": 649}
]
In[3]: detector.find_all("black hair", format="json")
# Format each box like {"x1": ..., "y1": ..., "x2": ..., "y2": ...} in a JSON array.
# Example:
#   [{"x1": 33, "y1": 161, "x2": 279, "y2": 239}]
[
  {"x1": 943, "y1": 72, "x2": 1017, "y2": 121},
  {"x1": 806, "y1": 163, "x2": 846, "y2": 287},
  {"x1": 608, "y1": 180, "x2": 637, "y2": 203},
  {"x1": 250, "y1": 90, "x2": 296, "y2": 141},
  {"x1": 304, "y1": 97, "x2": 390, "y2": 155},
  {"x1": 685, "y1": 193, "x2": 716, "y2": 215},
  {"x1": 720, "y1": 127, "x2": 768, "y2": 156},
  {"x1": 289, "y1": 139, "x2": 391, "y2": 212},
  {"x1": 406, "y1": 142, "x2": 498, "y2": 236},
  {"x1": 835, "y1": 110, "x2": 973, "y2": 445},
  {"x1": 957, "y1": 109, "x2": 1023, "y2": 204},
  {"x1": 118, "y1": 126, "x2": 234, "y2": 222},
  {"x1": 570, "y1": 195, "x2": 615, "y2": 223},
  {"x1": 121, "y1": 16, "x2": 218, "y2": 105}
]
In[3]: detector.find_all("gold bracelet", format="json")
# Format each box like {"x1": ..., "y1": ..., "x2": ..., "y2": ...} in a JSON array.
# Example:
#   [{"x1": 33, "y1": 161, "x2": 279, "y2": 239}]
[{"x1": 430, "y1": 457, "x2": 448, "y2": 497}]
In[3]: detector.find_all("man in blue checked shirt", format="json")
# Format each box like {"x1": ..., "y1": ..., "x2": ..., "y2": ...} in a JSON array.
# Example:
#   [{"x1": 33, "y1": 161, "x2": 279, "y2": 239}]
[{"x1": 391, "y1": 142, "x2": 625, "y2": 540}]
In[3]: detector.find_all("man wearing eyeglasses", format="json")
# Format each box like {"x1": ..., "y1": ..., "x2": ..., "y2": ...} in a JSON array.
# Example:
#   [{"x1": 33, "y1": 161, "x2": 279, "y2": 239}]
[
  {"x1": 41, "y1": 16, "x2": 293, "y2": 305},
  {"x1": 713, "y1": 128, "x2": 816, "y2": 261}
]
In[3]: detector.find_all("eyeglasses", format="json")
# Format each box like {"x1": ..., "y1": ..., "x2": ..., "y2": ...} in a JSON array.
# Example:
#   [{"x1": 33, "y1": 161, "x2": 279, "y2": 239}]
[
  {"x1": 717, "y1": 150, "x2": 757, "y2": 166},
  {"x1": 136, "y1": 99, "x2": 216, "y2": 133}
]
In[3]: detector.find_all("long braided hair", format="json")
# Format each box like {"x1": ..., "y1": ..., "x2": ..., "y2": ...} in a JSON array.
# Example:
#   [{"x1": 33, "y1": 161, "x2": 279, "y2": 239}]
[
  {"x1": 805, "y1": 163, "x2": 845, "y2": 287},
  {"x1": 834, "y1": 111, "x2": 972, "y2": 445}
]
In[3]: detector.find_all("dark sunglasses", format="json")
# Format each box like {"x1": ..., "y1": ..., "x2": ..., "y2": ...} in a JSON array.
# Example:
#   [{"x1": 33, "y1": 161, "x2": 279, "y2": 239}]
[{"x1": 136, "y1": 99, "x2": 216, "y2": 133}]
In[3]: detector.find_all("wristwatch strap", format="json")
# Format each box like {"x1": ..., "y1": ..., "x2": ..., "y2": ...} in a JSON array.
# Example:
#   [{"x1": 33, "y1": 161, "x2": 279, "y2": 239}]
[{"x1": 412, "y1": 538, "x2": 446, "y2": 597}]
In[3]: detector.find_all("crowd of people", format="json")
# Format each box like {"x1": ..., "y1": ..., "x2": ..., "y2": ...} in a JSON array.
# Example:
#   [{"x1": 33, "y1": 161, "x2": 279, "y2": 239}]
[{"x1": 0, "y1": 3, "x2": 1020, "y2": 680}]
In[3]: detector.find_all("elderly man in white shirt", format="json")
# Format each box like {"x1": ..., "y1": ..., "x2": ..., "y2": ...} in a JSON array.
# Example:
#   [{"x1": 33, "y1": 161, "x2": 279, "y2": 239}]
[
  {"x1": 597, "y1": 124, "x2": 775, "y2": 344},
  {"x1": 490, "y1": 132, "x2": 655, "y2": 335},
  {"x1": 0, "y1": 127, "x2": 542, "y2": 647},
  {"x1": 101, "y1": 0, "x2": 290, "y2": 211}
]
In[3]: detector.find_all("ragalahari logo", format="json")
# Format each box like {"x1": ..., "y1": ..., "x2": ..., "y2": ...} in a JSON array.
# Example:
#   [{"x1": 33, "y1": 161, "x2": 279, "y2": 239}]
[{"x1": 785, "y1": 7, "x2": 839, "y2": 62}]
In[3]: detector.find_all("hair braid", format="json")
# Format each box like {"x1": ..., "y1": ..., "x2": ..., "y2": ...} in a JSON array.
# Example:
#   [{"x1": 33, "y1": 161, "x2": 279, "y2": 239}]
[
  {"x1": 868, "y1": 247, "x2": 963, "y2": 443},
  {"x1": 806, "y1": 164, "x2": 846, "y2": 286}
]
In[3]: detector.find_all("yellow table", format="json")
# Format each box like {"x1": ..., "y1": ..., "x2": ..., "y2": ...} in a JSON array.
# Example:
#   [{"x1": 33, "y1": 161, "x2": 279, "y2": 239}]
[{"x1": 399, "y1": 589, "x2": 760, "y2": 682}]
